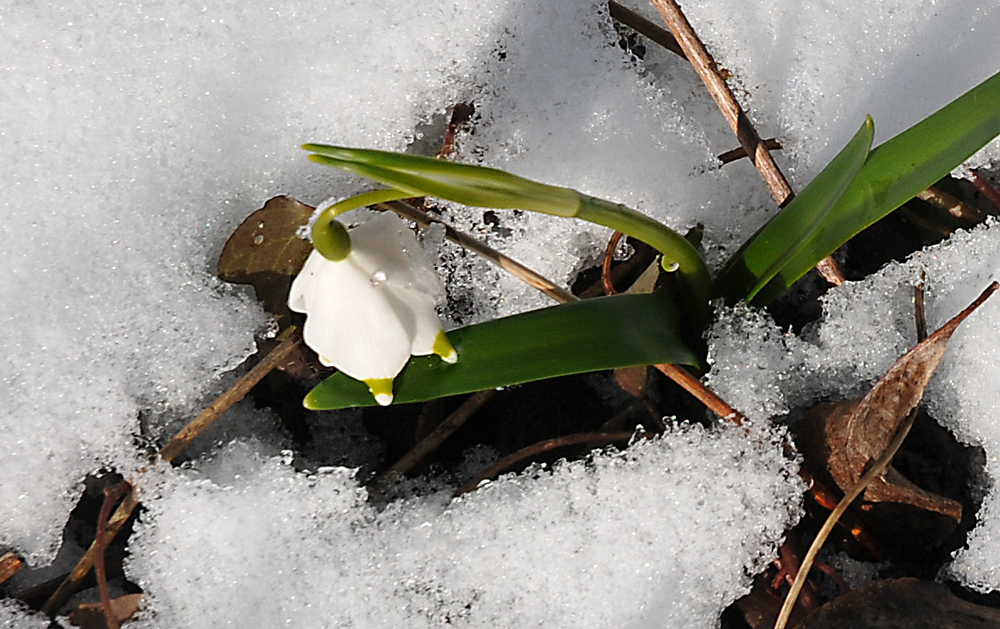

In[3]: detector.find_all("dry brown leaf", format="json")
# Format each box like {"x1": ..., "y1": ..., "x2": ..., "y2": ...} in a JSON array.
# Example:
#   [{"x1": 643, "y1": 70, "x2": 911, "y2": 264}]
[
  {"x1": 799, "y1": 578, "x2": 1000, "y2": 628},
  {"x1": 217, "y1": 195, "x2": 314, "y2": 326},
  {"x1": 797, "y1": 282, "x2": 998, "y2": 523},
  {"x1": 68, "y1": 593, "x2": 144, "y2": 628}
]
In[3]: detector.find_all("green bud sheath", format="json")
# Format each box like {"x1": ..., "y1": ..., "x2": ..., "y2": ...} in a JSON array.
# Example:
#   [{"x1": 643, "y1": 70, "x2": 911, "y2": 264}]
[{"x1": 312, "y1": 217, "x2": 352, "y2": 261}]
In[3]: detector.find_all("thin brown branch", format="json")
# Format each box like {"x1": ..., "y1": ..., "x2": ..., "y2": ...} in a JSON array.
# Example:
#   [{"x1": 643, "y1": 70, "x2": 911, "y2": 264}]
[
  {"x1": 654, "y1": 363, "x2": 745, "y2": 426},
  {"x1": 774, "y1": 404, "x2": 920, "y2": 629},
  {"x1": 41, "y1": 490, "x2": 140, "y2": 616},
  {"x1": 455, "y1": 431, "x2": 635, "y2": 497},
  {"x1": 0, "y1": 552, "x2": 23, "y2": 586},
  {"x1": 650, "y1": 0, "x2": 791, "y2": 204},
  {"x1": 917, "y1": 186, "x2": 987, "y2": 223},
  {"x1": 158, "y1": 326, "x2": 302, "y2": 463},
  {"x1": 379, "y1": 200, "x2": 580, "y2": 304},
  {"x1": 648, "y1": 0, "x2": 845, "y2": 285},
  {"x1": 776, "y1": 541, "x2": 819, "y2": 612},
  {"x1": 601, "y1": 231, "x2": 626, "y2": 295},
  {"x1": 971, "y1": 169, "x2": 1000, "y2": 213},
  {"x1": 95, "y1": 482, "x2": 131, "y2": 629},
  {"x1": 717, "y1": 138, "x2": 782, "y2": 165},
  {"x1": 608, "y1": 1, "x2": 685, "y2": 59},
  {"x1": 914, "y1": 271, "x2": 927, "y2": 342},
  {"x1": 369, "y1": 389, "x2": 497, "y2": 494},
  {"x1": 41, "y1": 327, "x2": 303, "y2": 616}
]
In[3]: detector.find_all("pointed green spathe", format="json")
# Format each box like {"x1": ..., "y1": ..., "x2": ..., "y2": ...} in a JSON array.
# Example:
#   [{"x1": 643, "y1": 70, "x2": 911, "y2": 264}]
[{"x1": 717, "y1": 69, "x2": 1000, "y2": 305}]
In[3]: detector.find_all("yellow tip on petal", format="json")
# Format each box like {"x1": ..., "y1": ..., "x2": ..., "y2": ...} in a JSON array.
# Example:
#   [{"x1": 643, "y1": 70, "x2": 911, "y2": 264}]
[
  {"x1": 364, "y1": 378, "x2": 395, "y2": 406},
  {"x1": 433, "y1": 331, "x2": 458, "y2": 364}
]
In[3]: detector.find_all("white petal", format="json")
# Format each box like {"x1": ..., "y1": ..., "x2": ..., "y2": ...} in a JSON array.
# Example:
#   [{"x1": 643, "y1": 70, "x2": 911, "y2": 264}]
[
  {"x1": 381, "y1": 286, "x2": 445, "y2": 356},
  {"x1": 288, "y1": 249, "x2": 328, "y2": 313},
  {"x1": 349, "y1": 213, "x2": 444, "y2": 300},
  {"x1": 299, "y1": 256, "x2": 413, "y2": 381}
]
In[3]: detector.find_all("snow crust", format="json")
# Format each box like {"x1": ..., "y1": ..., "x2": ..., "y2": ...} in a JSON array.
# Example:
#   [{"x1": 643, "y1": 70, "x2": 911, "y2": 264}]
[
  {"x1": 0, "y1": 602, "x2": 47, "y2": 629},
  {"x1": 126, "y1": 427, "x2": 801, "y2": 628},
  {"x1": 2, "y1": 0, "x2": 1000, "y2": 625}
]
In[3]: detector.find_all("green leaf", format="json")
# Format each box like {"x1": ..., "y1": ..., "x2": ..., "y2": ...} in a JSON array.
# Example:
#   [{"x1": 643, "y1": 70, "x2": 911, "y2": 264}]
[
  {"x1": 716, "y1": 117, "x2": 873, "y2": 303},
  {"x1": 304, "y1": 293, "x2": 699, "y2": 410},
  {"x1": 718, "y1": 69, "x2": 1000, "y2": 306}
]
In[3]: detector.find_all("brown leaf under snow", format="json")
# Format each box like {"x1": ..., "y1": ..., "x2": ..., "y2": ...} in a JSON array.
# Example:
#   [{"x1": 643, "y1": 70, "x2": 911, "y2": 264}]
[
  {"x1": 68, "y1": 593, "x2": 144, "y2": 629},
  {"x1": 797, "y1": 282, "x2": 998, "y2": 523},
  {"x1": 799, "y1": 578, "x2": 1000, "y2": 628},
  {"x1": 217, "y1": 195, "x2": 314, "y2": 326}
]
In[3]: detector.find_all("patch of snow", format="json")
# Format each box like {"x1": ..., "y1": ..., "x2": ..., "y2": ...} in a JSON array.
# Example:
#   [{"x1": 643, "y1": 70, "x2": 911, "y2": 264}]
[{"x1": 127, "y1": 426, "x2": 802, "y2": 628}]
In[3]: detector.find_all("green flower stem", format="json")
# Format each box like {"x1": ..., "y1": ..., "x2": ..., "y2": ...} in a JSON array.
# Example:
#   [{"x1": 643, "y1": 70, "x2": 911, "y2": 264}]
[
  {"x1": 577, "y1": 196, "x2": 711, "y2": 323},
  {"x1": 311, "y1": 189, "x2": 413, "y2": 261},
  {"x1": 303, "y1": 144, "x2": 712, "y2": 321}
]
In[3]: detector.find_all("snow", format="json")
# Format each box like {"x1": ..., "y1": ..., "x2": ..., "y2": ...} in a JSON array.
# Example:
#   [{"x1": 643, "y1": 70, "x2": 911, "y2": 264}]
[
  {"x1": 0, "y1": 602, "x2": 47, "y2": 629},
  {"x1": 2, "y1": 0, "x2": 1000, "y2": 626},
  {"x1": 126, "y1": 426, "x2": 801, "y2": 628}
]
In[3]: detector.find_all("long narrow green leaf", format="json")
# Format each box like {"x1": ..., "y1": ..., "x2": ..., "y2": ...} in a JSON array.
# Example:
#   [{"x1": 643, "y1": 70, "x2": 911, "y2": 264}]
[
  {"x1": 716, "y1": 117, "x2": 873, "y2": 302},
  {"x1": 304, "y1": 293, "x2": 698, "y2": 410},
  {"x1": 718, "y1": 69, "x2": 1000, "y2": 306}
]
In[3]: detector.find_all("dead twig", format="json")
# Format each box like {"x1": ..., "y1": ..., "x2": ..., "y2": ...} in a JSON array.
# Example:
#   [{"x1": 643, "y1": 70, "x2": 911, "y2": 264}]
[
  {"x1": 608, "y1": 1, "x2": 685, "y2": 59},
  {"x1": 914, "y1": 271, "x2": 927, "y2": 342},
  {"x1": 648, "y1": 0, "x2": 845, "y2": 286},
  {"x1": 369, "y1": 389, "x2": 498, "y2": 494},
  {"x1": 95, "y1": 481, "x2": 132, "y2": 629},
  {"x1": 0, "y1": 552, "x2": 23, "y2": 586},
  {"x1": 158, "y1": 327, "x2": 302, "y2": 462},
  {"x1": 916, "y1": 187, "x2": 987, "y2": 223},
  {"x1": 717, "y1": 139, "x2": 783, "y2": 165},
  {"x1": 601, "y1": 231, "x2": 626, "y2": 295},
  {"x1": 380, "y1": 200, "x2": 579, "y2": 304},
  {"x1": 775, "y1": 404, "x2": 922, "y2": 629},
  {"x1": 971, "y1": 169, "x2": 1000, "y2": 213},
  {"x1": 654, "y1": 363, "x2": 745, "y2": 426}
]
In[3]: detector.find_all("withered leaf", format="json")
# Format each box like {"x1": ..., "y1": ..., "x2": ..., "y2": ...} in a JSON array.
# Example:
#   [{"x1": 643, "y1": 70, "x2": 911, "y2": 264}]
[
  {"x1": 798, "y1": 282, "x2": 998, "y2": 523},
  {"x1": 217, "y1": 196, "x2": 315, "y2": 326},
  {"x1": 800, "y1": 578, "x2": 1000, "y2": 629},
  {"x1": 68, "y1": 593, "x2": 144, "y2": 628}
]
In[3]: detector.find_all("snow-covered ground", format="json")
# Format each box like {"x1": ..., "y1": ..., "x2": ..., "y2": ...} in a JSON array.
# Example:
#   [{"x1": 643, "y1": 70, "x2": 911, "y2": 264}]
[{"x1": 2, "y1": 0, "x2": 999, "y2": 626}]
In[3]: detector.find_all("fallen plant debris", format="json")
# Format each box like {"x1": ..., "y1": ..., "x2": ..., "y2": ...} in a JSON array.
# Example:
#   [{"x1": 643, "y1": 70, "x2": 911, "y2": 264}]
[
  {"x1": 799, "y1": 578, "x2": 1000, "y2": 629},
  {"x1": 216, "y1": 195, "x2": 315, "y2": 329},
  {"x1": 0, "y1": 553, "x2": 22, "y2": 587},
  {"x1": 775, "y1": 280, "x2": 999, "y2": 629},
  {"x1": 796, "y1": 282, "x2": 998, "y2": 523},
  {"x1": 68, "y1": 594, "x2": 143, "y2": 629}
]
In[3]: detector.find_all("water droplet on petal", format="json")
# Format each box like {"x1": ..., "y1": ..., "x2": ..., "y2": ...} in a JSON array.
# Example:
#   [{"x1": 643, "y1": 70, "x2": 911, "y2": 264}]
[{"x1": 371, "y1": 270, "x2": 387, "y2": 285}]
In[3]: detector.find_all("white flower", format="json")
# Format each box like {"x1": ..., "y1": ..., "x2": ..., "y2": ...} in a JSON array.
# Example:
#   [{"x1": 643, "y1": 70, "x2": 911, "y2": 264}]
[{"x1": 288, "y1": 212, "x2": 456, "y2": 405}]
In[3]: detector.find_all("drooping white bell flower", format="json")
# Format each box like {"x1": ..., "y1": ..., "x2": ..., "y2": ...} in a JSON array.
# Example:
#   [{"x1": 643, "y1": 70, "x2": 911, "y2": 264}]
[{"x1": 289, "y1": 211, "x2": 456, "y2": 405}]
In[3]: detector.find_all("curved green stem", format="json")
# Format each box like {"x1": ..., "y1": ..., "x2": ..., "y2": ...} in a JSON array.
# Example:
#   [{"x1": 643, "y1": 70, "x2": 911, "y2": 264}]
[
  {"x1": 577, "y1": 196, "x2": 711, "y2": 323},
  {"x1": 311, "y1": 189, "x2": 414, "y2": 261},
  {"x1": 303, "y1": 145, "x2": 712, "y2": 322}
]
